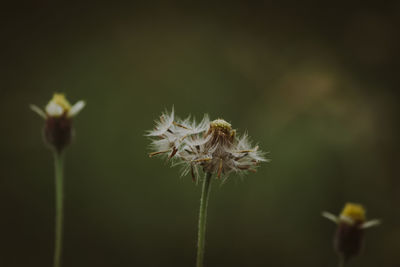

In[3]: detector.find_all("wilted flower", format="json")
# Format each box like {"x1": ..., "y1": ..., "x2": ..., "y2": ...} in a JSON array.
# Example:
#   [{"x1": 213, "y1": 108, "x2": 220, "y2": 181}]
[
  {"x1": 147, "y1": 108, "x2": 267, "y2": 181},
  {"x1": 322, "y1": 203, "x2": 380, "y2": 264},
  {"x1": 31, "y1": 93, "x2": 85, "y2": 152}
]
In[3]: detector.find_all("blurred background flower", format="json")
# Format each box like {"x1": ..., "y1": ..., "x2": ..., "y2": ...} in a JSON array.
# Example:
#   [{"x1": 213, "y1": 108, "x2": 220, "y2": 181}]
[
  {"x1": 31, "y1": 93, "x2": 85, "y2": 152},
  {"x1": 0, "y1": 2, "x2": 399, "y2": 267},
  {"x1": 323, "y1": 203, "x2": 380, "y2": 265}
]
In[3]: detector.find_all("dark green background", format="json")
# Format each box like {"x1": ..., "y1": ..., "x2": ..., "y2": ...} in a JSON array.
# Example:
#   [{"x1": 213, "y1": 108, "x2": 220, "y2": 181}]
[{"x1": 1, "y1": 2, "x2": 399, "y2": 267}]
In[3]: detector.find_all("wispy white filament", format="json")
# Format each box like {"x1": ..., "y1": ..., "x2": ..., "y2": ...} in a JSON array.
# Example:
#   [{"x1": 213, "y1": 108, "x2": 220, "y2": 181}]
[{"x1": 148, "y1": 108, "x2": 267, "y2": 180}]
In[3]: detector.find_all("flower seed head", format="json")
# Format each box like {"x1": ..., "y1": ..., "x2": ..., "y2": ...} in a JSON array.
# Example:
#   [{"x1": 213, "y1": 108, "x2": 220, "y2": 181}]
[
  {"x1": 147, "y1": 108, "x2": 267, "y2": 182},
  {"x1": 206, "y1": 119, "x2": 235, "y2": 147},
  {"x1": 210, "y1": 119, "x2": 232, "y2": 133}
]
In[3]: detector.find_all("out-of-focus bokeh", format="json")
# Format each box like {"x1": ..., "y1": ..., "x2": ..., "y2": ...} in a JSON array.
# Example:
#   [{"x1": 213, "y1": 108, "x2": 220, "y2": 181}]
[{"x1": 1, "y1": 2, "x2": 399, "y2": 267}]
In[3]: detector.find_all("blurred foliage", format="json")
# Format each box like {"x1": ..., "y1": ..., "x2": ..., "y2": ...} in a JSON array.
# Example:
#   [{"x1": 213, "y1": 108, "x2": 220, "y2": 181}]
[{"x1": 1, "y1": 2, "x2": 399, "y2": 267}]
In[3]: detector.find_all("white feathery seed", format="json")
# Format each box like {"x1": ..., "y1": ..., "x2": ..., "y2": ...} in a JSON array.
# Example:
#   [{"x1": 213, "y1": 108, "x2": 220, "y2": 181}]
[{"x1": 147, "y1": 108, "x2": 267, "y2": 181}]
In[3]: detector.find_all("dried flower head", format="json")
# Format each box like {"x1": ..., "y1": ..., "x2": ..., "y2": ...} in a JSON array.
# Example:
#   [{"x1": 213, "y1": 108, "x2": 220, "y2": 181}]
[
  {"x1": 31, "y1": 93, "x2": 85, "y2": 152},
  {"x1": 322, "y1": 203, "x2": 380, "y2": 262},
  {"x1": 147, "y1": 108, "x2": 267, "y2": 181}
]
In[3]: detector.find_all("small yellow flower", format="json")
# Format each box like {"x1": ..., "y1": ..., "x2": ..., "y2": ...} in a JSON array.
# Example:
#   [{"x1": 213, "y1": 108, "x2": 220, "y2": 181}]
[
  {"x1": 48, "y1": 93, "x2": 71, "y2": 112},
  {"x1": 340, "y1": 203, "x2": 366, "y2": 224},
  {"x1": 322, "y1": 202, "x2": 381, "y2": 263},
  {"x1": 322, "y1": 202, "x2": 379, "y2": 227},
  {"x1": 31, "y1": 93, "x2": 85, "y2": 152},
  {"x1": 31, "y1": 93, "x2": 85, "y2": 119}
]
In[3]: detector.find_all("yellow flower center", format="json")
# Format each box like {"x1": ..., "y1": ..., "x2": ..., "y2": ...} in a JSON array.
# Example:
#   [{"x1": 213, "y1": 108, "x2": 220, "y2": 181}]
[
  {"x1": 340, "y1": 203, "x2": 366, "y2": 223},
  {"x1": 50, "y1": 93, "x2": 71, "y2": 111},
  {"x1": 210, "y1": 119, "x2": 232, "y2": 132},
  {"x1": 208, "y1": 119, "x2": 235, "y2": 143}
]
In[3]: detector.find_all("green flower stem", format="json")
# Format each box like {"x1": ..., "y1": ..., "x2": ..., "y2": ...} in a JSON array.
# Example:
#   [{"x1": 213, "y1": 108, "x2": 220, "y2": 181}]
[
  {"x1": 196, "y1": 172, "x2": 213, "y2": 267},
  {"x1": 53, "y1": 151, "x2": 64, "y2": 267},
  {"x1": 338, "y1": 255, "x2": 345, "y2": 267}
]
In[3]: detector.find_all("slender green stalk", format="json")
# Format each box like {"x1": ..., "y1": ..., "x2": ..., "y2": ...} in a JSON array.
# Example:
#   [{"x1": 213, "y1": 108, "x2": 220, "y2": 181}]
[
  {"x1": 53, "y1": 151, "x2": 64, "y2": 267},
  {"x1": 338, "y1": 255, "x2": 345, "y2": 267},
  {"x1": 196, "y1": 172, "x2": 213, "y2": 267}
]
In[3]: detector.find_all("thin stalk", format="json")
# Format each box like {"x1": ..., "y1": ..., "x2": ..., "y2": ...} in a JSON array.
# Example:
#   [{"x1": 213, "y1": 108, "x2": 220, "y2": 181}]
[
  {"x1": 53, "y1": 151, "x2": 64, "y2": 267},
  {"x1": 338, "y1": 255, "x2": 345, "y2": 267},
  {"x1": 196, "y1": 172, "x2": 213, "y2": 267}
]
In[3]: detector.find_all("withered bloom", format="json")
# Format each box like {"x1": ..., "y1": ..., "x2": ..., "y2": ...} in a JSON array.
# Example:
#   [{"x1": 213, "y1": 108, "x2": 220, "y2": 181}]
[
  {"x1": 148, "y1": 108, "x2": 267, "y2": 267},
  {"x1": 322, "y1": 203, "x2": 380, "y2": 264},
  {"x1": 147, "y1": 108, "x2": 267, "y2": 182},
  {"x1": 31, "y1": 93, "x2": 85, "y2": 152}
]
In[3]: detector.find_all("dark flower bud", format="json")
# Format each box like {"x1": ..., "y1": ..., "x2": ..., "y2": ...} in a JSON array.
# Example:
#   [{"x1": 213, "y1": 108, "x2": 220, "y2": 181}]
[
  {"x1": 322, "y1": 203, "x2": 381, "y2": 265},
  {"x1": 31, "y1": 93, "x2": 85, "y2": 153},
  {"x1": 44, "y1": 115, "x2": 73, "y2": 153},
  {"x1": 334, "y1": 219, "x2": 364, "y2": 261}
]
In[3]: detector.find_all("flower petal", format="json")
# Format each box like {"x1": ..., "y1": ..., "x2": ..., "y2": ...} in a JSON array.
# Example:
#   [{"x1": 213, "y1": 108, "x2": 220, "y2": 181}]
[
  {"x1": 29, "y1": 104, "x2": 46, "y2": 119},
  {"x1": 361, "y1": 219, "x2": 381, "y2": 229},
  {"x1": 322, "y1": 211, "x2": 339, "y2": 224},
  {"x1": 45, "y1": 102, "x2": 63, "y2": 117},
  {"x1": 68, "y1": 100, "x2": 86, "y2": 117}
]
